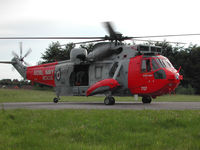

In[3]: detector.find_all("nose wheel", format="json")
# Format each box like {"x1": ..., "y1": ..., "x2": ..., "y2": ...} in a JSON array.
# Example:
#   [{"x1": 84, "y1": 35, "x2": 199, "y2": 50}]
[
  {"x1": 53, "y1": 97, "x2": 60, "y2": 103},
  {"x1": 104, "y1": 96, "x2": 115, "y2": 105},
  {"x1": 142, "y1": 96, "x2": 152, "y2": 104}
]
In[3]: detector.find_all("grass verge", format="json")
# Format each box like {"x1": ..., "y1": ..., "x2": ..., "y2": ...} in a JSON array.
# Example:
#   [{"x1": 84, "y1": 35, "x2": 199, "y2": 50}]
[
  {"x1": 0, "y1": 109, "x2": 200, "y2": 150},
  {"x1": 0, "y1": 89, "x2": 200, "y2": 103}
]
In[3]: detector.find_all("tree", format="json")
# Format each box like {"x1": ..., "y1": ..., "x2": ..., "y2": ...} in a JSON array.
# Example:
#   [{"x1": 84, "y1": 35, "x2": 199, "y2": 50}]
[
  {"x1": 62, "y1": 43, "x2": 75, "y2": 60},
  {"x1": 80, "y1": 43, "x2": 94, "y2": 54},
  {"x1": 41, "y1": 42, "x2": 94, "y2": 63},
  {"x1": 182, "y1": 46, "x2": 200, "y2": 94},
  {"x1": 156, "y1": 42, "x2": 200, "y2": 94},
  {"x1": 41, "y1": 42, "x2": 75, "y2": 63}
]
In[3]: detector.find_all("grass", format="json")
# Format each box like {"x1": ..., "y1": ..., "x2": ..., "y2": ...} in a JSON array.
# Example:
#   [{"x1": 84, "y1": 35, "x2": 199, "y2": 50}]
[
  {"x1": 0, "y1": 89, "x2": 200, "y2": 149},
  {"x1": 0, "y1": 109, "x2": 200, "y2": 150},
  {"x1": 0, "y1": 89, "x2": 200, "y2": 103}
]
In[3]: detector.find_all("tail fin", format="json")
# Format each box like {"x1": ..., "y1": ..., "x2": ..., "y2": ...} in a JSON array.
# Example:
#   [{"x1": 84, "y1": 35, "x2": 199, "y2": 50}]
[
  {"x1": 0, "y1": 43, "x2": 32, "y2": 79},
  {"x1": 0, "y1": 58, "x2": 27, "y2": 79},
  {"x1": 11, "y1": 57, "x2": 27, "y2": 79}
]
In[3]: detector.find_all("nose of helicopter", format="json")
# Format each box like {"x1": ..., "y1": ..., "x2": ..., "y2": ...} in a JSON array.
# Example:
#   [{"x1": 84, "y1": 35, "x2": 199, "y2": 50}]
[{"x1": 165, "y1": 69, "x2": 183, "y2": 93}]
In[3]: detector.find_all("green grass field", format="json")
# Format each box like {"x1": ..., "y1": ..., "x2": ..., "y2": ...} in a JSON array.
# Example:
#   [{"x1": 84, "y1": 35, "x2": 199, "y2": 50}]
[
  {"x1": 0, "y1": 89, "x2": 200, "y2": 150},
  {"x1": 0, "y1": 89, "x2": 200, "y2": 103},
  {"x1": 0, "y1": 109, "x2": 200, "y2": 150}
]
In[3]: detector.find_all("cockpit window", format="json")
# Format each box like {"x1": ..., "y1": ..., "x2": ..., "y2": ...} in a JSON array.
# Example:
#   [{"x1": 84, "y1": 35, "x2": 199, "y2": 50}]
[
  {"x1": 155, "y1": 58, "x2": 173, "y2": 68},
  {"x1": 156, "y1": 59, "x2": 165, "y2": 68},
  {"x1": 152, "y1": 59, "x2": 159, "y2": 70},
  {"x1": 163, "y1": 60, "x2": 170, "y2": 68},
  {"x1": 141, "y1": 59, "x2": 151, "y2": 72},
  {"x1": 141, "y1": 57, "x2": 173, "y2": 73},
  {"x1": 165, "y1": 59, "x2": 173, "y2": 68}
]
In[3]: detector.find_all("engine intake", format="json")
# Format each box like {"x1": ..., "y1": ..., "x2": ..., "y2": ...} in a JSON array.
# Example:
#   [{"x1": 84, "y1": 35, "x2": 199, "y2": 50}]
[{"x1": 70, "y1": 48, "x2": 87, "y2": 64}]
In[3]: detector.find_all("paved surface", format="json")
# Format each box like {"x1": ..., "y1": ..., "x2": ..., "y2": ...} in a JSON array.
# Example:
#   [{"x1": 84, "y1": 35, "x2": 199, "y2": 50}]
[{"x1": 1, "y1": 102, "x2": 200, "y2": 110}]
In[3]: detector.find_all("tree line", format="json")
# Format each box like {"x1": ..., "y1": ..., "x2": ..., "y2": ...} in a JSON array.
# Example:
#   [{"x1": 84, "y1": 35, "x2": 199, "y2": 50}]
[
  {"x1": 154, "y1": 42, "x2": 200, "y2": 94},
  {"x1": 0, "y1": 79, "x2": 30, "y2": 87}
]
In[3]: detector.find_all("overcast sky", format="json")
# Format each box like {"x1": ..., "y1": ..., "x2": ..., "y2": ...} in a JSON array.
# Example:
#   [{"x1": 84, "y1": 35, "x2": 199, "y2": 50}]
[{"x1": 0, "y1": 0, "x2": 200, "y2": 80}]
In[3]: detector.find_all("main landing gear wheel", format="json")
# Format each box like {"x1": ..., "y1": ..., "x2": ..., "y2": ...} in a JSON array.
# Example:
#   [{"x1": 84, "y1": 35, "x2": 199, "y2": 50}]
[
  {"x1": 53, "y1": 97, "x2": 59, "y2": 103},
  {"x1": 142, "y1": 96, "x2": 152, "y2": 104},
  {"x1": 104, "y1": 96, "x2": 115, "y2": 105}
]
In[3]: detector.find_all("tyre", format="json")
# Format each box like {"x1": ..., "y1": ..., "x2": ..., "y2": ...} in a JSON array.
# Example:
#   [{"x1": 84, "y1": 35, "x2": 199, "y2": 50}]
[
  {"x1": 142, "y1": 96, "x2": 152, "y2": 104},
  {"x1": 104, "y1": 97, "x2": 110, "y2": 105},
  {"x1": 110, "y1": 97, "x2": 115, "y2": 105},
  {"x1": 104, "y1": 96, "x2": 115, "y2": 105},
  {"x1": 53, "y1": 97, "x2": 59, "y2": 103}
]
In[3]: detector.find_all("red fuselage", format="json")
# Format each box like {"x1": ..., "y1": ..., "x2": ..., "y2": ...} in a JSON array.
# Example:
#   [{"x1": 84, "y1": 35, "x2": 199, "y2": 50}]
[
  {"x1": 128, "y1": 55, "x2": 182, "y2": 97},
  {"x1": 26, "y1": 62, "x2": 58, "y2": 87}
]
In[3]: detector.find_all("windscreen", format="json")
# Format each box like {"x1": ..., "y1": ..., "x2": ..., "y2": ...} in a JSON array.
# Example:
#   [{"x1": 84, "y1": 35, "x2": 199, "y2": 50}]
[
  {"x1": 141, "y1": 57, "x2": 174, "y2": 73},
  {"x1": 153, "y1": 58, "x2": 173, "y2": 69}
]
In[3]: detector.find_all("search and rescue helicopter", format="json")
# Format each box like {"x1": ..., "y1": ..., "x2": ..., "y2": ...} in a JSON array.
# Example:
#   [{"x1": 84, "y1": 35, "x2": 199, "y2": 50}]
[{"x1": 0, "y1": 22, "x2": 190, "y2": 105}]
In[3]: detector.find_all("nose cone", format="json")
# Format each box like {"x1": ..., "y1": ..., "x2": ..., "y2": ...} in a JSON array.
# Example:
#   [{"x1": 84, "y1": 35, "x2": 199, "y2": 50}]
[{"x1": 166, "y1": 69, "x2": 183, "y2": 92}]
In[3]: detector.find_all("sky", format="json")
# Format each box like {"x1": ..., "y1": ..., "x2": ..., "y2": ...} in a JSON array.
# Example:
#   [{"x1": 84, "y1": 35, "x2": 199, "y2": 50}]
[{"x1": 0, "y1": 0, "x2": 200, "y2": 80}]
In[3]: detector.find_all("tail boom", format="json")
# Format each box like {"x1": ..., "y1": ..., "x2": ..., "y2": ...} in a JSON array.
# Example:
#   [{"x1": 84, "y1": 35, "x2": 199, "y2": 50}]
[{"x1": 26, "y1": 62, "x2": 58, "y2": 87}]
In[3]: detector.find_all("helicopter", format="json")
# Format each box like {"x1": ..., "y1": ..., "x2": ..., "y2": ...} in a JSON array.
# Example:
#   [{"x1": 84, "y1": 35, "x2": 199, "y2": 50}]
[{"x1": 1, "y1": 22, "x2": 196, "y2": 105}]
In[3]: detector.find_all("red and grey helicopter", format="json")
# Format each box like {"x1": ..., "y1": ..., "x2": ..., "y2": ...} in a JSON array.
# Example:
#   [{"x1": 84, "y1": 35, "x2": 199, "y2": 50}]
[{"x1": 1, "y1": 22, "x2": 193, "y2": 105}]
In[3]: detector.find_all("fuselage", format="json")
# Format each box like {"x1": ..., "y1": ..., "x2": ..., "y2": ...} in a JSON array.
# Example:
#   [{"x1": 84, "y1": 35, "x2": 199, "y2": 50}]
[{"x1": 25, "y1": 45, "x2": 182, "y2": 98}]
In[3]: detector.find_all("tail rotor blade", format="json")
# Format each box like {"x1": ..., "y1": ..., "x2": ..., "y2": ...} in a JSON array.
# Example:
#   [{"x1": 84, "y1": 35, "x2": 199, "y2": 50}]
[
  {"x1": 19, "y1": 42, "x2": 22, "y2": 59},
  {"x1": 12, "y1": 51, "x2": 19, "y2": 58},
  {"x1": 23, "y1": 61, "x2": 30, "y2": 66},
  {"x1": 22, "y1": 48, "x2": 32, "y2": 59}
]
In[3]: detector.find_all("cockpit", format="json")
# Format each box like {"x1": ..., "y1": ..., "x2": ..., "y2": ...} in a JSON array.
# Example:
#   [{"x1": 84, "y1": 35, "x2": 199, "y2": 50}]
[
  {"x1": 141, "y1": 56, "x2": 174, "y2": 79},
  {"x1": 141, "y1": 56, "x2": 173, "y2": 72},
  {"x1": 128, "y1": 52, "x2": 182, "y2": 97}
]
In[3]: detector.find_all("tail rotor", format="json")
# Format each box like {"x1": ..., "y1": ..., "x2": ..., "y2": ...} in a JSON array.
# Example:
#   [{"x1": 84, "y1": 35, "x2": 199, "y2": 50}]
[{"x1": 12, "y1": 42, "x2": 32, "y2": 66}]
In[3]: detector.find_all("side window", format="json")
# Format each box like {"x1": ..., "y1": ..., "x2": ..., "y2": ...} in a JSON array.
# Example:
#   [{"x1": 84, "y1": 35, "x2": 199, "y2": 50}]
[
  {"x1": 154, "y1": 69, "x2": 166, "y2": 79},
  {"x1": 95, "y1": 66, "x2": 102, "y2": 79},
  {"x1": 109, "y1": 62, "x2": 118, "y2": 77},
  {"x1": 146, "y1": 59, "x2": 151, "y2": 72},
  {"x1": 141, "y1": 60, "x2": 146, "y2": 72},
  {"x1": 141, "y1": 59, "x2": 151, "y2": 73}
]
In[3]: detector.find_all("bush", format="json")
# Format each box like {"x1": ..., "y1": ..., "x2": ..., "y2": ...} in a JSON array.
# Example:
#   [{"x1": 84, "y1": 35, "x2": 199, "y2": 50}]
[
  {"x1": 32, "y1": 83, "x2": 53, "y2": 91},
  {"x1": 176, "y1": 85, "x2": 196, "y2": 95}
]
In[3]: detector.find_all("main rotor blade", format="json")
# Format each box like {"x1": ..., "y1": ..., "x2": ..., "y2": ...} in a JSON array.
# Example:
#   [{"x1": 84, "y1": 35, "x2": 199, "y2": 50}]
[
  {"x1": 72, "y1": 39, "x2": 106, "y2": 45},
  {"x1": 0, "y1": 37, "x2": 105, "y2": 40},
  {"x1": 132, "y1": 33, "x2": 200, "y2": 39},
  {"x1": 132, "y1": 39, "x2": 186, "y2": 44},
  {"x1": 103, "y1": 22, "x2": 117, "y2": 38},
  {"x1": 60, "y1": 39, "x2": 105, "y2": 46},
  {"x1": 0, "y1": 61, "x2": 15, "y2": 64},
  {"x1": 2, "y1": 34, "x2": 199, "y2": 40}
]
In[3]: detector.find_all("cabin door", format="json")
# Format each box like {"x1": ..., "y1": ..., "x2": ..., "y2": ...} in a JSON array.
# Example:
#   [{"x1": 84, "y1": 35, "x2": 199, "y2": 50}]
[{"x1": 70, "y1": 64, "x2": 89, "y2": 96}]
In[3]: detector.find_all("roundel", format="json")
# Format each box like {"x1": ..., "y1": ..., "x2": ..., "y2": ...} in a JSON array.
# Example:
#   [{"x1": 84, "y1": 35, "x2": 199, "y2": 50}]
[{"x1": 56, "y1": 69, "x2": 61, "y2": 80}]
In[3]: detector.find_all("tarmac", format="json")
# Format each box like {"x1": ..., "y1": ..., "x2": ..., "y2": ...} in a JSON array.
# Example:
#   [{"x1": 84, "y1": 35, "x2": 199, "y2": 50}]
[{"x1": 1, "y1": 102, "x2": 200, "y2": 110}]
